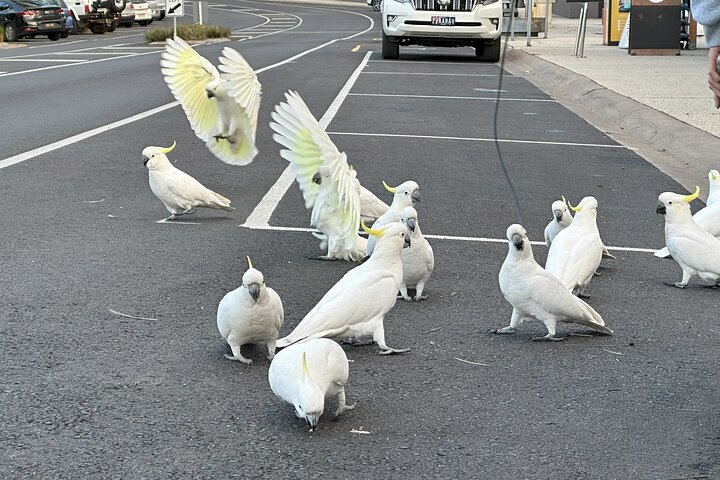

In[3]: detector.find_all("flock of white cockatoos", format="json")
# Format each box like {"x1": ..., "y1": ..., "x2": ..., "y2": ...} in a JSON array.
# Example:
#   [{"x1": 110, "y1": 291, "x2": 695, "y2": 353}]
[{"x1": 141, "y1": 37, "x2": 720, "y2": 432}]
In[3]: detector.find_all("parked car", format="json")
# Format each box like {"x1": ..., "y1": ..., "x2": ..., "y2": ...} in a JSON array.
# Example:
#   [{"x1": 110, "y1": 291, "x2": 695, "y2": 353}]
[
  {"x1": 0, "y1": 0, "x2": 67, "y2": 41},
  {"x1": 129, "y1": 0, "x2": 149, "y2": 25},
  {"x1": 64, "y1": 0, "x2": 124, "y2": 34},
  {"x1": 147, "y1": 0, "x2": 162, "y2": 20},
  {"x1": 118, "y1": 0, "x2": 133, "y2": 26}
]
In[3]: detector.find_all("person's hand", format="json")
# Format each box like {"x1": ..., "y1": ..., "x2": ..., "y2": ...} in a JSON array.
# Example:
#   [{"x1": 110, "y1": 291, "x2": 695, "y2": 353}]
[{"x1": 709, "y1": 46, "x2": 720, "y2": 109}]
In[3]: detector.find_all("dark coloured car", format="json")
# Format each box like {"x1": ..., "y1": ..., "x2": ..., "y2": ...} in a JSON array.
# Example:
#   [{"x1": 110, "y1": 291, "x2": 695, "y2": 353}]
[{"x1": 0, "y1": 0, "x2": 67, "y2": 41}]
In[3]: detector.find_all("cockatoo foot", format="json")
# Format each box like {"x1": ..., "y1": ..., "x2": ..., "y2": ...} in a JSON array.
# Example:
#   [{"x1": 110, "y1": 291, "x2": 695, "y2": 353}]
[
  {"x1": 340, "y1": 338, "x2": 374, "y2": 346},
  {"x1": 593, "y1": 271, "x2": 603, "y2": 277},
  {"x1": 490, "y1": 326, "x2": 516, "y2": 335},
  {"x1": 306, "y1": 255, "x2": 339, "y2": 261},
  {"x1": 401, "y1": 294, "x2": 412, "y2": 301},
  {"x1": 335, "y1": 402, "x2": 356, "y2": 417},
  {"x1": 531, "y1": 335, "x2": 565, "y2": 342},
  {"x1": 703, "y1": 283, "x2": 720, "y2": 289},
  {"x1": 413, "y1": 294, "x2": 428, "y2": 301},
  {"x1": 664, "y1": 282, "x2": 687, "y2": 289},
  {"x1": 224, "y1": 353, "x2": 252, "y2": 364},
  {"x1": 378, "y1": 347, "x2": 410, "y2": 355}
]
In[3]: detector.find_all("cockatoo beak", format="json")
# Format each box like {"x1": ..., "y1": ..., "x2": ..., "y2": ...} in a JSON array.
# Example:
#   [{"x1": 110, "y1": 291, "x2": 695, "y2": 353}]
[
  {"x1": 411, "y1": 191, "x2": 421, "y2": 205},
  {"x1": 406, "y1": 218, "x2": 416, "y2": 232},
  {"x1": 248, "y1": 283, "x2": 261, "y2": 302},
  {"x1": 143, "y1": 157, "x2": 150, "y2": 166},
  {"x1": 553, "y1": 209, "x2": 564, "y2": 222},
  {"x1": 511, "y1": 233, "x2": 524, "y2": 250},
  {"x1": 206, "y1": 90, "x2": 215, "y2": 99},
  {"x1": 404, "y1": 235, "x2": 411, "y2": 249},
  {"x1": 656, "y1": 202, "x2": 666, "y2": 215},
  {"x1": 305, "y1": 413, "x2": 319, "y2": 432},
  {"x1": 312, "y1": 172, "x2": 322, "y2": 185}
]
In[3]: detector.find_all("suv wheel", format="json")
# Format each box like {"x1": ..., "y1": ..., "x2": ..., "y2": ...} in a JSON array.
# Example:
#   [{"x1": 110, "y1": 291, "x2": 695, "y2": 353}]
[
  {"x1": 476, "y1": 38, "x2": 500, "y2": 62},
  {"x1": 106, "y1": 20, "x2": 117, "y2": 31},
  {"x1": 108, "y1": 0, "x2": 126, "y2": 13},
  {"x1": 47, "y1": 32, "x2": 61, "y2": 40},
  {"x1": 3, "y1": 23, "x2": 18, "y2": 42},
  {"x1": 90, "y1": 23, "x2": 107, "y2": 34},
  {"x1": 382, "y1": 31, "x2": 399, "y2": 59}
]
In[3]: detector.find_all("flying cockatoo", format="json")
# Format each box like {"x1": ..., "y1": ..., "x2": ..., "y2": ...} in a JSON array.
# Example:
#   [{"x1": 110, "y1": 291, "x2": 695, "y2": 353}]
[
  {"x1": 143, "y1": 141, "x2": 234, "y2": 222},
  {"x1": 268, "y1": 338, "x2": 355, "y2": 433},
  {"x1": 707, "y1": 169, "x2": 720, "y2": 206},
  {"x1": 545, "y1": 196, "x2": 604, "y2": 298},
  {"x1": 269, "y1": 90, "x2": 389, "y2": 226},
  {"x1": 216, "y1": 257, "x2": 284, "y2": 364},
  {"x1": 655, "y1": 172, "x2": 720, "y2": 258},
  {"x1": 160, "y1": 36, "x2": 261, "y2": 166},
  {"x1": 656, "y1": 186, "x2": 720, "y2": 288},
  {"x1": 544, "y1": 199, "x2": 572, "y2": 248},
  {"x1": 399, "y1": 206, "x2": 434, "y2": 301},
  {"x1": 366, "y1": 181, "x2": 420, "y2": 256},
  {"x1": 492, "y1": 224, "x2": 613, "y2": 341},
  {"x1": 276, "y1": 222, "x2": 411, "y2": 354},
  {"x1": 545, "y1": 197, "x2": 615, "y2": 259}
]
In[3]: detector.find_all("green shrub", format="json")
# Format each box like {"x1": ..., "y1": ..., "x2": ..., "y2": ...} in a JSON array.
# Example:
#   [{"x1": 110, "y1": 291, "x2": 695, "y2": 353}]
[
  {"x1": 145, "y1": 23, "x2": 231, "y2": 43},
  {"x1": 0, "y1": 25, "x2": 4, "y2": 43}
]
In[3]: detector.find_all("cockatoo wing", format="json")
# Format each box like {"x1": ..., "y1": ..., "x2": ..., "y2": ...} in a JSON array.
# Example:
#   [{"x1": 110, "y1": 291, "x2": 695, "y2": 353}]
[
  {"x1": 691, "y1": 203, "x2": 720, "y2": 237},
  {"x1": 277, "y1": 268, "x2": 397, "y2": 347},
  {"x1": 360, "y1": 186, "x2": 389, "y2": 221},
  {"x1": 218, "y1": 46, "x2": 261, "y2": 137},
  {"x1": 528, "y1": 271, "x2": 612, "y2": 334},
  {"x1": 545, "y1": 230, "x2": 601, "y2": 289},
  {"x1": 267, "y1": 287, "x2": 285, "y2": 332},
  {"x1": 163, "y1": 170, "x2": 229, "y2": 206},
  {"x1": 667, "y1": 229, "x2": 720, "y2": 274},
  {"x1": 160, "y1": 36, "x2": 220, "y2": 143},
  {"x1": 270, "y1": 90, "x2": 345, "y2": 209}
]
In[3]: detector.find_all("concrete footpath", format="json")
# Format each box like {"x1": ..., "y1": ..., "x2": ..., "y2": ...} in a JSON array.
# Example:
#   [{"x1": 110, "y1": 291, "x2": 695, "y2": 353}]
[{"x1": 503, "y1": 16, "x2": 720, "y2": 195}]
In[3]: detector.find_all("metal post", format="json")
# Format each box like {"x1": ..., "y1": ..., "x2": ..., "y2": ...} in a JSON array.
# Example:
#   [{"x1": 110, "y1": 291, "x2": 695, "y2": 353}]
[
  {"x1": 510, "y1": 1, "x2": 516, "y2": 41},
  {"x1": 578, "y1": 2, "x2": 588, "y2": 57},
  {"x1": 526, "y1": 0, "x2": 532, "y2": 46},
  {"x1": 199, "y1": 1, "x2": 203, "y2": 24},
  {"x1": 173, "y1": 15, "x2": 177, "y2": 38},
  {"x1": 544, "y1": 0, "x2": 549, "y2": 38},
  {"x1": 573, "y1": 2, "x2": 585, "y2": 56}
]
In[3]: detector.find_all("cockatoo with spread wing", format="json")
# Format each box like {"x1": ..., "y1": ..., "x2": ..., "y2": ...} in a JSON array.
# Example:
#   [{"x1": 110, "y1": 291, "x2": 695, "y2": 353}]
[
  {"x1": 217, "y1": 257, "x2": 284, "y2": 364},
  {"x1": 655, "y1": 171, "x2": 720, "y2": 258},
  {"x1": 366, "y1": 181, "x2": 420, "y2": 256},
  {"x1": 399, "y1": 206, "x2": 434, "y2": 301},
  {"x1": 492, "y1": 224, "x2": 613, "y2": 341},
  {"x1": 545, "y1": 196, "x2": 604, "y2": 298},
  {"x1": 160, "y1": 36, "x2": 261, "y2": 166},
  {"x1": 143, "y1": 142, "x2": 234, "y2": 222},
  {"x1": 656, "y1": 187, "x2": 720, "y2": 288},
  {"x1": 269, "y1": 90, "x2": 389, "y2": 226},
  {"x1": 268, "y1": 339, "x2": 355, "y2": 433},
  {"x1": 276, "y1": 222, "x2": 411, "y2": 354}
]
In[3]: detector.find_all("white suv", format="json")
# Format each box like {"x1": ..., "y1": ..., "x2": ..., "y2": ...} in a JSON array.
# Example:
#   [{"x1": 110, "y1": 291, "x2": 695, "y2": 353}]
[{"x1": 381, "y1": 0, "x2": 503, "y2": 61}]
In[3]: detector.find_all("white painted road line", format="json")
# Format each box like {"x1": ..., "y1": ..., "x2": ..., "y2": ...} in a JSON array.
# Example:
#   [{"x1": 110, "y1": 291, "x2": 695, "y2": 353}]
[
  {"x1": 0, "y1": 50, "x2": 161, "y2": 78},
  {"x1": 240, "y1": 224, "x2": 658, "y2": 254},
  {"x1": 0, "y1": 58, "x2": 87, "y2": 63},
  {"x1": 0, "y1": 12, "x2": 374, "y2": 169},
  {"x1": 327, "y1": 131, "x2": 629, "y2": 150},
  {"x1": 349, "y1": 93, "x2": 557, "y2": 103},
  {"x1": 242, "y1": 50, "x2": 374, "y2": 229},
  {"x1": 362, "y1": 71, "x2": 508, "y2": 77}
]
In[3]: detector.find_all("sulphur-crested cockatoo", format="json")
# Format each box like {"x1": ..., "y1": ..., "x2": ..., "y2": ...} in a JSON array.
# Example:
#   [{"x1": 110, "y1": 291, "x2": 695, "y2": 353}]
[
  {"x1": 545, "y1": 197, "x2": 615, "y2": 259},
  {"x1": 268, "y1": 338, "x2": 355, "y2": 433},
  {"x1": 399, "y1": 206, "x2": 434, "y2": 301},
  {"x1": 269, "y1": 90, "x2": 389, "y2": 226},
  {"x1": 276, "y1": 222, "x2": 411, "y2": 354},
  {"x1": 217, "y1": 257, "x2": 284, "y2": 364},
  {"x1": 143, "y1": 141, "x2": 234, "y2": 222},
  {"x1": 160, "y1": 36, "x2": 261, "y2": 166},
  {"x1": 707, "y1": 169, "x2": 720, "y2": 206},
  {"x1": 544, "y1": 199, "x2": 572, "y2": 248},
  {"x1": 545, "y1": 196, "x2": 604, "y2": 297},
  {"x1": 492, "y1": 224, "x2": 613, "y2": 341},
  {"x1": 655, "y1": 173, "x2": 720, "y2": 258},
  {"x1": 366, "y1": 181, "x2": 420, "y2": 256},
  {"x1": 656, "y1": 187, "x2": 720, "y2": 288}
]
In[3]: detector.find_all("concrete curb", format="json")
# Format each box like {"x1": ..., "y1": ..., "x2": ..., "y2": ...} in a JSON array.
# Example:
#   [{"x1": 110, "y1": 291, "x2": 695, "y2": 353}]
[{"x1": 502, "y1": 47, "x2": 720, "y2": 198}]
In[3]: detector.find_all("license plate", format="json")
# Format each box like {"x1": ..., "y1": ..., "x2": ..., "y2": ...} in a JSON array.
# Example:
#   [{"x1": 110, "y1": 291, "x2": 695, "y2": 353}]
[
  {"x1": 431, "y1": 16, "x2": 455, "y2": 26},
  {"x1": 40, "y1": 22, "x2": 59, "y2": 28}
]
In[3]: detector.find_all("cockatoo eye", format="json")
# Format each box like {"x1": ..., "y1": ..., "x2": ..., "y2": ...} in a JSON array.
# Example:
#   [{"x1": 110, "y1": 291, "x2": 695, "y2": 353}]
[{"x1": 669, "y1": 201, "x2": 673, "y2": 205}]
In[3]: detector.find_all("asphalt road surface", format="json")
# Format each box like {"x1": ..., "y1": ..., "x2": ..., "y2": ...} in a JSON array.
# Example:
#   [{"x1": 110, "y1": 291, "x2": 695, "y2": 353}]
[{"x1": 1, "y1": 1, "x2": 719, "y2": 479}]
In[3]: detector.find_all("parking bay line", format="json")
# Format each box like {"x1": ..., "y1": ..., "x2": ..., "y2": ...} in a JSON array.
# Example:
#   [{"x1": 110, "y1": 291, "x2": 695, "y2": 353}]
[
  {"x1": 0, "y1": 15, "x2": 375, "y2": 169},
  {"x1": 240, "y1": 224, "x2": 658, "y2": 254},
  {"x1": 349, "y1": 92, "x2": 556, "y2": 103},
  {"x1": 326, "y1": 131, "x2": 631, "y2": 150},
  {"x1": 0, "y1": 58, "x2": 87, "y2": 63}
]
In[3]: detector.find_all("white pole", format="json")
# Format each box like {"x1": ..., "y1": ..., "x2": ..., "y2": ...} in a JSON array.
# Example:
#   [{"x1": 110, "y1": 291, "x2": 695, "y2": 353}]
[
  {"x1": 526, "y1": 0, "x2": 532, "y2": 46},
  {"x1": 173, "y1": 15, "x2": 177, "y2": 38},
  {"x1": 544, "y1": 0, "x2": 549, "y2": 38}
]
